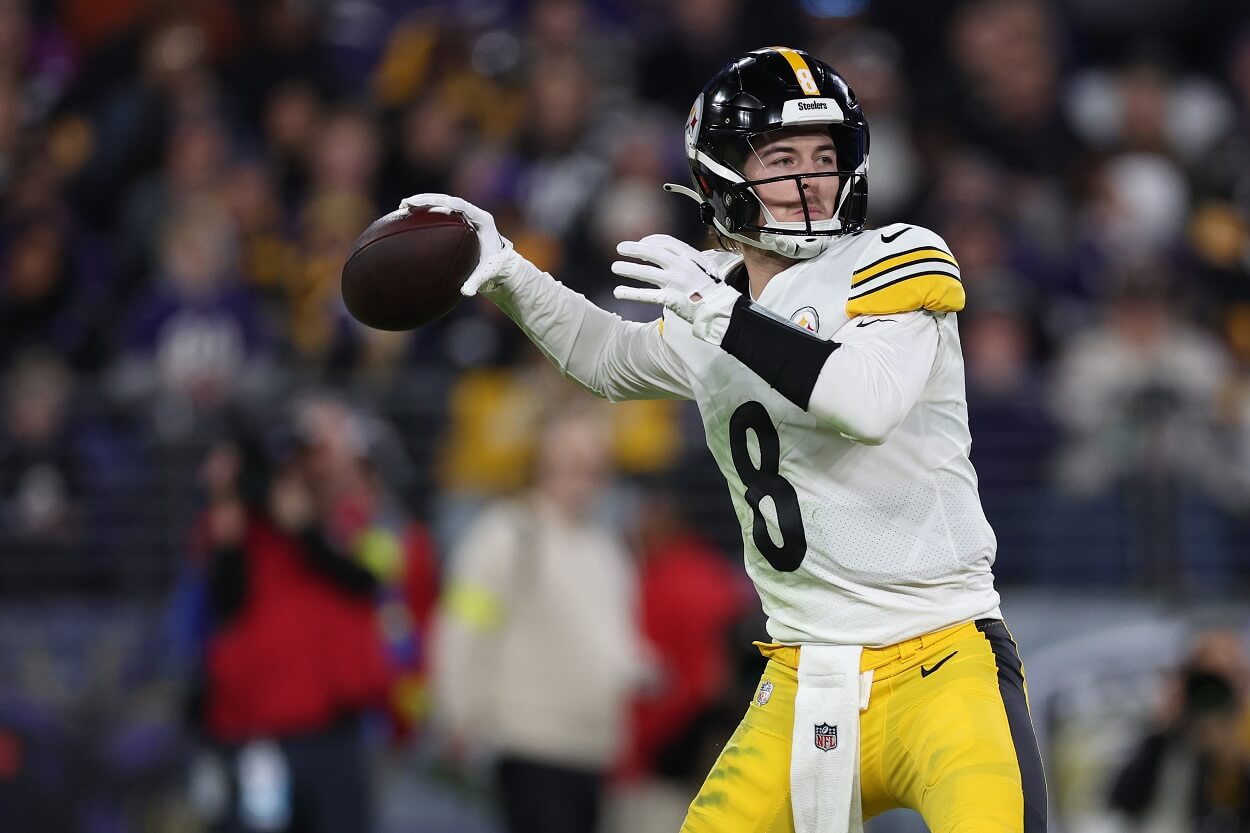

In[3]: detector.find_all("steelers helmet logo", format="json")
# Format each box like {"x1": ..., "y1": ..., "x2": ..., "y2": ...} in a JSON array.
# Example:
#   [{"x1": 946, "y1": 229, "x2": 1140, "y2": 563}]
[
  {"x1": 684, "y1": 93, "x2": 703, "y2": 158},
  {"x1": 790, "y1": 306, "x2": 820, "y2": 334}
]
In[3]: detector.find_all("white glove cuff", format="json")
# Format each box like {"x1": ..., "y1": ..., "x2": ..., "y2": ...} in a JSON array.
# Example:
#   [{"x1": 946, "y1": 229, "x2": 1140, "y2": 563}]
[
  {"x1": 477, "y1": 247, "x2": 532, "y2": 298},
  {"x1": 690, "y1": 282, "x2": 742, "y2": 346}
]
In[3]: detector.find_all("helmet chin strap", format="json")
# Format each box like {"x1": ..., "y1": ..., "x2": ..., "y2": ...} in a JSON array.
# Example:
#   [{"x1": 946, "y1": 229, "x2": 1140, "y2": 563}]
[
  {"x1": 755, "y1": 203, "x2": 837, "y2": 259},
  {"x1": 663, "y1": 183, "x2": 830, "y2": 260}
]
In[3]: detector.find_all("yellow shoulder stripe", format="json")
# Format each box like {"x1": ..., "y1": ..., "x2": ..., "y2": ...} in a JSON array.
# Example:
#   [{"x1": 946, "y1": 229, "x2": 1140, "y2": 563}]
[
  {"x1": 846, "y1": 272, "x2": 965, "y2": 318},
  {"x1": 852, "y1": 246, "x2": 958, "y2": 287}
]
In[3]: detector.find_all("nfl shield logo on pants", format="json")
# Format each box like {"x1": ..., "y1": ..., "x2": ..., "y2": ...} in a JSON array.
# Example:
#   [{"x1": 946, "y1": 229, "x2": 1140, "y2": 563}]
[{"x1": 814, "y1": 723, "x2": 838, "y2": 751}]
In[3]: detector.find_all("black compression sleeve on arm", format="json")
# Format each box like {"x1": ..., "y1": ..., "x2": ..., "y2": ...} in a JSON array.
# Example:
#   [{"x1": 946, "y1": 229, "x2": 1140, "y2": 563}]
[{"x1": 718, "y1": 295, "x2": 841, "y2": 410}]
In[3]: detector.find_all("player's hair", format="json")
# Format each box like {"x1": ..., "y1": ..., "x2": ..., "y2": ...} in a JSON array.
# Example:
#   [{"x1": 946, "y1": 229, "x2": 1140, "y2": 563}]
[{"x1": 707, "y1": 225, "x2": 740, "y2": 253}]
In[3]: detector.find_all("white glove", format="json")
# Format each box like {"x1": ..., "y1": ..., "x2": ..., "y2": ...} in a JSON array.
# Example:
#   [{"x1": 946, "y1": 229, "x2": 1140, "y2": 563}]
[
  {"x1": 399, "y1": 193, "x2": 520, "y2": 296},
  {"x1": 612, "y1": 234, "x2": 742, "y2": 344}
]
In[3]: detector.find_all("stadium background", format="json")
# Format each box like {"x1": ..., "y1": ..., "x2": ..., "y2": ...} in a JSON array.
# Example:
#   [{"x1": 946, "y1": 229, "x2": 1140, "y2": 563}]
[{"x1": 2, "y1": 0, "x2": 1250, "y2": 830}]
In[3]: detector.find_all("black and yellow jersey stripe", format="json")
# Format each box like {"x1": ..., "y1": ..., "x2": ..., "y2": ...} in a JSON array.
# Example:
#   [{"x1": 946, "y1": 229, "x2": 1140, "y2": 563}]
[{"x1": 846, "y1": 227, "x2": 965, "y2": 318}]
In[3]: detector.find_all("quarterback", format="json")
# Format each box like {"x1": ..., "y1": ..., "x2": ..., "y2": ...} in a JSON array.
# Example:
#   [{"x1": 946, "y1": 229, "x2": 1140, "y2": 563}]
[{"x1": 408, "y1": 47, "x2": 1045, "y2": 833}]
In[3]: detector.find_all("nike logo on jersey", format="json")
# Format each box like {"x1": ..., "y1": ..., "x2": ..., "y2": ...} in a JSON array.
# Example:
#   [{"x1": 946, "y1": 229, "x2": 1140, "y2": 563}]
[
  {"x1": 855, "y1": 318, "x2": 896, "y2": 328},
  {"x1": 920, "y1": 651, "x2": 958, "y2": 678},
  {"x1": 880, "y1": 227, "x2": 911, "y2": 243}
]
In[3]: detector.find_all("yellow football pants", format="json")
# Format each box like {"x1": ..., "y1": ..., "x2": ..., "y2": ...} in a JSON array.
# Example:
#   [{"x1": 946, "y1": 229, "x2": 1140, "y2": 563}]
[{"x1": 680, "y1": 619, "x2": 1046, "y2": 833}]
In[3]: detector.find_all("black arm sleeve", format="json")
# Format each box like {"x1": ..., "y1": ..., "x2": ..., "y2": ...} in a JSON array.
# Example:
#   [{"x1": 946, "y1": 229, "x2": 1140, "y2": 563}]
[
  {"x1": 299, "y1": 528, "x2": 379, "y2": 597},
  {"x1": 718, "y1": 295, "x2": 841, "y2": 410}
]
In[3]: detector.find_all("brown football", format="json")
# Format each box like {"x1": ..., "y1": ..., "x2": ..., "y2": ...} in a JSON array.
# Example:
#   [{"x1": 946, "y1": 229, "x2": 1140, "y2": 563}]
[{"x1": 341, "y1": 207, "x2": 480, "y2": 331}]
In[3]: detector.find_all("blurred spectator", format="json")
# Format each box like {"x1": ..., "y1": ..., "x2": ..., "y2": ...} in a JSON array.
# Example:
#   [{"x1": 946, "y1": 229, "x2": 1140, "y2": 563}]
[
  {"x1": 261, "y1": 80, "x2": 322, "y2": 209},
  {"x1": 112, "y1": 197, "x2": 269, "y2": 440},
  {"x1": 1189, "y1": 30, "x2": 1250, "y2": 308},
  {"x1": 436, "y1": 353, "x2": 616, "y2": 545},
  {"x1": 224, "y1": 1, "x2": 324, "y2": 122},
  {"x1": 1223, "y1": 306, "x2": 1250, "y2": 512},
  {"x1": 521, "y1": 0, "x2": 634, "y2": 104},
  {"x1": 183, "y1": 408, "x2": 402, "y2": 833},
  {"x1": 377, "y1": 92, "x2": 463, "y2": 210},
  {"x1": 0, "y1": 213, "x2": 111, "y2": 370},
  {"x1": 288, "y1": 189, "x2": 377, "y2": 368},
  {"x1": 1080, "y1": 152, "x2": 1191, "y2": 272},
  {"x1": 635, "y1": 0, "x2": 751, "y2": 116},
  {"x1": 1049, "y1": 266, "x2": 1229, "y2": 498},
  {"x1": 307, "y1": 105, "x2": 380, "y2": 200},
  {"x1": 1109, "y1": 628, "x2": 1250, "y2": 830},
  {"x1": 962, "y1": 296, "x2": 1057, "y2": 582},
  {"x1": 436, "y1": 354, "x2": 684, "y2": 551},
  {"x1": 292, "y1": 394, "x2": 438, "y2": 741},
  {"x1": 0, "y1": 350, "x2": 83, "y2": 586},
  {"x1": 0, "y1": 70, "x2": 22, "y2": 187},
  {"x1": 566, "y1": 179, "x2": 678, "y2": 306},
  {"x1": 221, "y1": 154, "x2": 298, "y2": 304},
  {"x1": 436, "y1": 355, "x2": 560, "y2": 509},
  {"x1": 67, "y1": 16, "x2": 223, "y2": 229},
  {"x1": 1067, "y1": 56, "x2": 1232, "y2": 164},
  {"x1": 515, "y1": 53, "x2": 609, "y2": 239},
  {"x1": 283, "y1": 106, "x2": 383, "y2": 368},
  {"x1": 622, "y1": 487, "x2": 748, "y2": 784},
  {"x1": 1047, "y1": 266, "x2": 1232, "y2": 584},
  {"x1": 432, "y1": 408, "x2": 650, "y2": 833},
  {"x1": 928, "y1": 0, "x2": 1082, "y2": 175},
  {"x1": 117, "y1": 114, "x2": 230, "y2": 299}
]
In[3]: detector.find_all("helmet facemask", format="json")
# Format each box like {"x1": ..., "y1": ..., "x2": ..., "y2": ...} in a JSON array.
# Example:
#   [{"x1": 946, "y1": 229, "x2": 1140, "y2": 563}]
[
  {"x1": 711, "y1": 127, "x2": 867, "y2": 258},
  {"x1": 674, "y1": 48, "x2": 871, "y2": 260}
]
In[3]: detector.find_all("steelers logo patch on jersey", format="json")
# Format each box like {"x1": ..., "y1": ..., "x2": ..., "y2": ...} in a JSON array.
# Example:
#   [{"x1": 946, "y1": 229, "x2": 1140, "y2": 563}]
[{"x1": 790, "y1": 306, "x2": 820, "y2": 334}]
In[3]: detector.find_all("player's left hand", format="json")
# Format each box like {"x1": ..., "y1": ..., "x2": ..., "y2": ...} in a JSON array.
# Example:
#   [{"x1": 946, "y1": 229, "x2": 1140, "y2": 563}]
[{"x1": 612, "y1": 235, "x2": 740, "y2": 338}]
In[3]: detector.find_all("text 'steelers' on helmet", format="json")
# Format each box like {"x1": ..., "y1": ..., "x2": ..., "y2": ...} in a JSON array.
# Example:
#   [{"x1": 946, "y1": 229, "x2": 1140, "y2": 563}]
[{"x1": 678, "y1": 47, "x2": 869, "y2": 260}]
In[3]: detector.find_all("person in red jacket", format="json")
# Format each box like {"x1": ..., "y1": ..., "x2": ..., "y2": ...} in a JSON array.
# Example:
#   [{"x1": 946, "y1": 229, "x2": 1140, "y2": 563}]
[
  {"x1": 624, "y1": 488, "x2": 752, "y2": 783},
  {"x1": 184, "y1": 410, "x2": 410, "y2": 833},
  {"x1": 293, "y1": 394, "x2": 439, "y2": 741}
]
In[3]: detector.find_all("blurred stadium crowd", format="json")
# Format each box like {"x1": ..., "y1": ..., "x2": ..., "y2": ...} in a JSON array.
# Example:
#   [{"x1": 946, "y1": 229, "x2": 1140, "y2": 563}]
[{"x1": 2, "y1": 0, "x2": 1250, "y2": 830}]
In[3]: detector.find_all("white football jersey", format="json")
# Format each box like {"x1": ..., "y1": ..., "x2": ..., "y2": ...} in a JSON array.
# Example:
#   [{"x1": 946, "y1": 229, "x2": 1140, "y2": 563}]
[
  {"x1": 488, "y1": 223, "x2": 1001, "y2": 647},
  {"x1": 661, "y1": 225, "x2": 998, "y2": 646}
]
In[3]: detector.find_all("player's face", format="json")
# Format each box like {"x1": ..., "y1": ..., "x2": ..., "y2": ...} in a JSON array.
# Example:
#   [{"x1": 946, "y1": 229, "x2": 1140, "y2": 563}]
[{"x1": 741, "y1": 129, "x2": 840, "y2": 225}]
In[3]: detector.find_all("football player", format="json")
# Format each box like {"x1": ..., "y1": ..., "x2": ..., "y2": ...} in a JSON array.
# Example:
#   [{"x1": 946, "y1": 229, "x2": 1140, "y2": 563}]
[{"x1": 407, "y1": 46, "x2": 1045, "y2": 833}]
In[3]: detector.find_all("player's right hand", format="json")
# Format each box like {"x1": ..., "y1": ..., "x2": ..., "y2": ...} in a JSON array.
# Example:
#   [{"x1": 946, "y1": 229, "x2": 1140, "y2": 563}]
[{"x1": 399, "y1": 193, "x2": 519, "y2": 296}]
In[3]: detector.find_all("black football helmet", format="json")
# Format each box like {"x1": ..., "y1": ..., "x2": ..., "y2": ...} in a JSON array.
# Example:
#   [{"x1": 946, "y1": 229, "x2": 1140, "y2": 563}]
[{"x1": 667, "y1": 47, "x2": 869, "y2": 259}]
